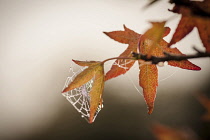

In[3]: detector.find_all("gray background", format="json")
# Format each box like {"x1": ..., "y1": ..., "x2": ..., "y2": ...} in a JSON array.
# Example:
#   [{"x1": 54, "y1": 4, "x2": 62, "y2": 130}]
[{"x1": 0, "y1": 0, "x2": 210, "y2": 139}]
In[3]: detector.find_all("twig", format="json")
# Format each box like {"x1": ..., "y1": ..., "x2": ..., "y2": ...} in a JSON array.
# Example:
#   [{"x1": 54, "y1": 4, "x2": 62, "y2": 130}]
[{"x1": 132, "y1": 47, "x2": 210, "y2": 64}]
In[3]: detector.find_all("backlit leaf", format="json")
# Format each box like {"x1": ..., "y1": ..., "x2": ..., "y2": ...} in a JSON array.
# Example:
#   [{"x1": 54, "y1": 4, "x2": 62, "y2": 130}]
[
  {"x1": 89, "y1": 64, "x2": 105, "y2": 123},
  {"x1": 62, "y1": 61, "x2": 105, "y2": 123},
  {"x1": 105, "y1": 22, "x2": 200, "y2": 114},
  {"x1": 139, "y1": 64, "x2": 158, "y2": 114},
  {"x1": 104, "y1": 25, "x2": 140, "y2": 80}
]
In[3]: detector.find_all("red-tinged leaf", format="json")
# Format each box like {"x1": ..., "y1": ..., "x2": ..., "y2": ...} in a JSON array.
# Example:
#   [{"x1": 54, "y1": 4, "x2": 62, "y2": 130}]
[
  {"x1": 89, "y1": 64, "x2": 104, "y2": 123},
  {"x1": 105, "y1": 23, "x2": 201, "y2": 115},
  {"x1": 195, "y1": 17, "x2": 210, "y2": 52},
  {"x1": 104, "y1": 25, "x2": 140, "y2": 81},
  {"x1": 152, "y1": 123, "x2": 198, "y2": 140},
  {"x1": 72, "y1": 59, "x2": 100, "y2": 67},
  {"x1": 169, "y1": 2, "x2": 210, "y2": 52},
  {"x1": 139, "y1": 64, "x2": 158, "y2": 114},
  {"x1": 197, "y1": 94, "x2": 210, "y2": 121},
  {"x1": 168, "y1": 16, "x2": 195, "y2": 47},
  {"x1": 160, "y1": 40, "x2": 201, "y2": 70},
  {"x1": 163, "y1": 27, "x2": 171, "y2": 37},
  {"x1": 105, "y1": 44, "x2": 136, "y2": 81},
  {"x1": 62, "y1": 62, "x2": 100, "y2": 93},
  {"x1": 104, "y1": 25, "x2": 140, "y2": 44}
]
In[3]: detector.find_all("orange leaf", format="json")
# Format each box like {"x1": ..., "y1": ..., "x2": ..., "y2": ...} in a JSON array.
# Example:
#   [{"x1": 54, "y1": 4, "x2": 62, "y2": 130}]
[
  {"x1": 139, "y1": 64, "x2": 158, "y2": 114},
  {"x1": 89, "y1": 64, "x2": 104, "y2": 123},
  {"x1": 105, "y1": 22, "x2": 200, "y2": 114},
  {"x1": 72, "y1": 59, "x2": 100, "y2": 67},
  {"x1": 104, "y1": 25, "x2": 140, "y2": 80},
  {"x1": 62, "y1": 66, "x2": 96, "y2": 93},
  {"x1": 152, "y1": 123, "x2": 198, "y2": 140},
  {"x1": 169, "y1": 2, "x2": 210, "y2": 52},
  {"x1": 62, "y1": 61, "x2": 105, "y2": 123},
  {"x1": 104, "y1": 25, "x2": 140, "y2": 44},
  {"x1": 105, "y1": 44, "x2": 136, "y2": 81}
]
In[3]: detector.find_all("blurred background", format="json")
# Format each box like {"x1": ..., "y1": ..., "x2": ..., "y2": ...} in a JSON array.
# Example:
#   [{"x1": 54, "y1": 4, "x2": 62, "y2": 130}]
[{"x1": 0, "y1": 0, "x2": 210, "y2": 140}]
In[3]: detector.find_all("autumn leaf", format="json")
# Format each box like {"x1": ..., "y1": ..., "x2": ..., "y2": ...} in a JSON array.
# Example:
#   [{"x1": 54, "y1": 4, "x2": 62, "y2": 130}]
[
  {"x1": 89, "y1": 65, "x2": 104, "y2": 123},
  {"x1": 62, "y1": 60, "x2": 105, "y2": 123},
  {"x1": 139, "y1": 64, "x2": 158, "y2": 114},
  {"x1": 151, "y1": 123, "x2": 198, "y2": 140},
  {"x1": 197, "y1": 94, "x2": 210, "y2": 121},
  {"x1": 72, "y1": 59, "x2": 101, "y2": 67},
  {"x1": 104, "y1": 25, "x2": 140, "y2": 81},
  {"x1": 168, "y1": 0, "x2": 210, "y2": 52},
  {"x1": 139, "y1": 22, "x2": 201, "y2": 114},
  {"x1": 105, "y1": 22, "x2": 200, "y2": 114}
]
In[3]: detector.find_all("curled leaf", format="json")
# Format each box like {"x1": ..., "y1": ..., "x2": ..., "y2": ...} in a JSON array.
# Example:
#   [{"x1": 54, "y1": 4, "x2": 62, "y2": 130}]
[
  {"x1": 62, "y1": 61, "x2": 105, "y2": 123},
  {"x1": 89, "y1": 65, "x2": 105, "y2": 123}
]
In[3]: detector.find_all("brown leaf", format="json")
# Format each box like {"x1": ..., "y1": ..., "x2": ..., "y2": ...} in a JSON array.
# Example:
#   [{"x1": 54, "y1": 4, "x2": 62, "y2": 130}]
[
  {"x1": 197, "y1": 94, "x2": 210, "y2": 121},
  {"x1": 169, "y1": 3, "x2": 210, "y2": 52}
]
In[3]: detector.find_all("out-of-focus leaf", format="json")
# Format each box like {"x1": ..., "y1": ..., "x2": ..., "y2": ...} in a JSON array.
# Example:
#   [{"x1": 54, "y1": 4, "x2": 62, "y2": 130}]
[
  {"x1": 168, "y1": 1, "x2": 210, "y2": 52},
  {"x1": 152, "y1": 123, "x2": 198, "y2": 140},
  {"x1": 197, "y1": 94, "x2": 210, "y2": 121}
]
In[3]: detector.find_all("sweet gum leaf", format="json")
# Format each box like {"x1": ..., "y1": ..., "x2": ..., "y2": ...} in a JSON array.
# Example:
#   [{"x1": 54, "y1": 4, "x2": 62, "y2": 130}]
[{"x1": 89, "y1": 64, "x2": 105, "y2": 123}]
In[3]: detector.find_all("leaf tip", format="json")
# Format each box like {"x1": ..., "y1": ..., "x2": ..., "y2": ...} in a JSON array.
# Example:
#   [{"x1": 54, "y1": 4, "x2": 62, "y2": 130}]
[
  {"x1": 123, "y1": 24, "x2": 127, "y2": 30},
  {"x1": 62, "y1": 88, "x2": 68, "y2": 93},
  {"x1": 147, "y1": 102, "x2": 154, "y2": 115},
  {"x1": 103, "y1": 32, "x2": 108, "y2": 35}
]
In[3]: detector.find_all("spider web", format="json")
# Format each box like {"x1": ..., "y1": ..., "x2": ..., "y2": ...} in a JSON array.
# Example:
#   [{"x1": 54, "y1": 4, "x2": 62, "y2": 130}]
[
  {"x1": 62, "y1": 66, "x2": 103, "y2": 123},
  {"x1": 112, "y1": 59, "x2": 178, "y2": 95}
]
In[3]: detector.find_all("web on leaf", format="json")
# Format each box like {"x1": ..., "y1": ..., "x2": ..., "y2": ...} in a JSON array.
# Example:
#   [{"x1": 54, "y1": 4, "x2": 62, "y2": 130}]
[{"x1": 62, "y1": 66, "x2": 103, "y2": 123}]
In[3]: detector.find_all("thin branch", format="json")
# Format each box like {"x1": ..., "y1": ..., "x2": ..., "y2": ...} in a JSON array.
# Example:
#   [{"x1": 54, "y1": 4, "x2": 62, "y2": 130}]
[{"x1": 132, "y1": 47, "x2": 210, "y2": 64}]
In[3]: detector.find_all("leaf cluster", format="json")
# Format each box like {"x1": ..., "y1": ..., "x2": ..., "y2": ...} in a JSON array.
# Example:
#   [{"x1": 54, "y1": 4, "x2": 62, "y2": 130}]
[{"x1": 62, "y1": 0, "x2": 210, "y2": 123}]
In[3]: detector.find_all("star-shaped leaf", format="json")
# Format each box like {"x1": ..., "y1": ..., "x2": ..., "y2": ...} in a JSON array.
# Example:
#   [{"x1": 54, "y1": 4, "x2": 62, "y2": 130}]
[
  {"x1": 104, "y1": 22, "x2": 200, "y2": 114},
  {"x1": 62, "y1": 60, "x2": 105, "y2": 123},
  {"x1": 104, "y1": 25, "x2": 141, "y2": 81}
]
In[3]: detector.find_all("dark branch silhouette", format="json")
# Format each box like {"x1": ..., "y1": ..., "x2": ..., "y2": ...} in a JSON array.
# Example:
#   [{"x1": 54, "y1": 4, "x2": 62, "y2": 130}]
[{"x1": 132, "y1": 47, "x2": 210, "y2": 64}]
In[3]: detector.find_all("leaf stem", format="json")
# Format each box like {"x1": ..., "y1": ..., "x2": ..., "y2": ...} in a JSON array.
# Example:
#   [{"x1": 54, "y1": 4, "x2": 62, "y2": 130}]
[{"x1": 102, "y1": 57, "x2": 135, "y2": 64}]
